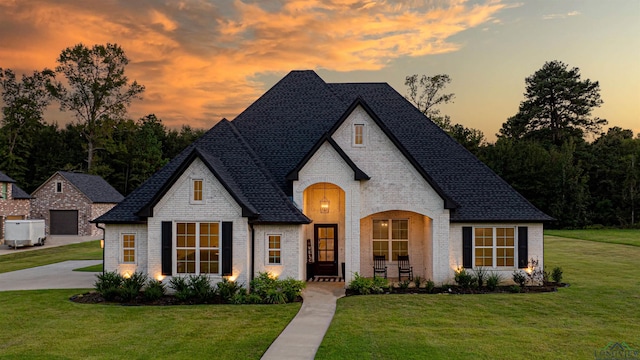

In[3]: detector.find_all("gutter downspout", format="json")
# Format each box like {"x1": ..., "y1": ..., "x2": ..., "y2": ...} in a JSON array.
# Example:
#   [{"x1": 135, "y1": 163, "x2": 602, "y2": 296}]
[
  {"x1": 250, "y1": 223, "x2": 255, "y2": 283},
  {"x1": 96, "y1": 224, "x2": 106, "y2": 274}
]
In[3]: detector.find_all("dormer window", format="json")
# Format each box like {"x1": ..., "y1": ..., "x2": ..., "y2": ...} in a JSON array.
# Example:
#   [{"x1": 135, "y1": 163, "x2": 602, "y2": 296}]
[
  {"x1": 353, "y1": 124, "x2": 365, "y2": 147},
  {"x1": 55, "y1": 182, "x2": 63, "y2": 193}
]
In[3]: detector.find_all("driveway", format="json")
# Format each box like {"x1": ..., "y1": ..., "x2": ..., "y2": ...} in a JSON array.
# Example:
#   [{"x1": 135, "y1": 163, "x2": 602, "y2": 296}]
[
  {"x1": 0, "y1": 235, "x2": 101, "y2": 256},
  {"x1": 0, "y1": 260, "x2": 101, "y2": 291}
]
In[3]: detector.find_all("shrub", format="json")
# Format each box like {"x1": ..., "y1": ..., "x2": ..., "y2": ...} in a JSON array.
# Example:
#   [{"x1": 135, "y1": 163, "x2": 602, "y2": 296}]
[
  {"x1": 169, "y1": 276, "x2": 192, "y2": 301},
  {"x1": 144, "y1": 279, "x2": 165, "y2": 302},
  {"x1": 509, "y1": 285, "x2": 521, "y2": 293},
  {"x1": 371, "y1": 275, "x2": 389, "y2": 294},
  {"x1": 264, "y1": 288, "x2": 287, "y2": 304},
  {"x1": 425, "y1": 279, "x2": 435, "y2": 293},
  {"x1": 512, "y1": 270, "x2": 526, "y2": 288},
  {"x1": 398, "y1": 279, "x2": 411, "y2": 290},
  {"x1": 280, "y1": 278, "x2": 306, "y2": 303},
  {"x1": 486, "y1": 272, "x2": 502, "y2": 291},
  {"x1": 473, "y1": 267, "x2": 488, "y2": 287},
  {"x1": 250, "y1": 272, "x2": 278, "y2": 299},
  {"x1": 552, "y1": 267, "x2": 563, "y2": 283},
  {"x1": 120, "y1": 272, "x2": 148, "y2": 302},
  {"x1": 94, "y1": 271, "x2": 123, "y2": 301},
  {"x1": 413, "y1": 276, "x2": 422, "y2": 288},
  {"x1": 454, "y1": 268, "x2": 474, "y2": 289},
  {"x1": 348, "y1": 272, "x2": 388, "y2": 295},
  {"x1": 188, "y1": 274, "x2": 216, "y2": 302},
  {"x1": 217, "y1": 278, "x2": 244, "y2": 303},
  {"x1": 249, "y1": 272, "x2": 304, "y2": 304}
]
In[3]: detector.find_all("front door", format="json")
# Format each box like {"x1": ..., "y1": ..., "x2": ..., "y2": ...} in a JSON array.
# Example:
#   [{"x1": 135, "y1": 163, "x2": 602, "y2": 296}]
[{"x1": 315, "y1": 224, "x2": 338, "y2": 276}]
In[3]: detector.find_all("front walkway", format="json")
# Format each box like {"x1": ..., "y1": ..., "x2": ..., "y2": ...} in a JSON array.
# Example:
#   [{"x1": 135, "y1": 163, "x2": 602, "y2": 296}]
[{"x1": 261, "y1": 281, "x2": 345, "y2": 360}]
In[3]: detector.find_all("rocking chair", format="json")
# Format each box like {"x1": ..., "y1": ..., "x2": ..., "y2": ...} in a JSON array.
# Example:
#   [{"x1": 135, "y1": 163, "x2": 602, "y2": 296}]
[
  {"x1": 397, "y1": 255, "x2": 413, "y2": 281},
  {"x1": 373, "y1": 255, "x2": 387, "y2": 279}
]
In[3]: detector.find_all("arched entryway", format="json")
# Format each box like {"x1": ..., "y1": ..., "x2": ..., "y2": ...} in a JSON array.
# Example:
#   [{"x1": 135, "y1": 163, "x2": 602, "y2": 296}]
[{"x1": 303, "y1": 183, "x2": 346, "y2": 278}]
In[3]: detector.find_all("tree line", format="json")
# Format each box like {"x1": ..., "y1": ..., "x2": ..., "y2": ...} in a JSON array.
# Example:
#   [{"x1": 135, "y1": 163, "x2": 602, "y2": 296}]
[
  {"x1": 407, "y1": 61, "x2": 639, "y2": 229},
  {"x1": 1, "y1": 43, "x2": 638, "y2": 228}
]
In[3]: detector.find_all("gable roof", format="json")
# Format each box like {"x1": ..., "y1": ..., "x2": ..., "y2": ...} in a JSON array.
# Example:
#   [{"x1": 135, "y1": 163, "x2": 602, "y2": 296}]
[
  {"x1": 0, "y1": 171, "x2": 16, "y2": 183},
  {"x1": 11, "y1": 184, "x2": 31, "y2": 199},
  {"x1": 96, "y1": 120, "x2": 310, "y2": 224},
  {"x1": 98, "y1": 70, "x2": 552, "y2": 224},
  {"x1": 54, "y1": 172, "x2": 124, "y2": 203}
]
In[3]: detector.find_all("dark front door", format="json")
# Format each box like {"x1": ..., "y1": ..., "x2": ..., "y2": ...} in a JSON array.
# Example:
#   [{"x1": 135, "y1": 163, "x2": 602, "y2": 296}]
[{"x1": 315, "y1": 224, "x2": 338, "y2": 276}]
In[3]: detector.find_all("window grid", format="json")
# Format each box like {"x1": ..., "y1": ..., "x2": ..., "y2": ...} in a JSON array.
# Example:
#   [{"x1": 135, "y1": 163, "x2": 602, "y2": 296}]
[
  {"x1": 372, "y1": 219, "x2": 408, "y2": 261},
  {"x1": 1, "y1": 183, "x2": 6, "y2": 199},
  {"x1": 122, "y1": 234, "x2": 135, "y2": 263},
  {"x1": 354, "y1": 124, "x2": 364, "y2": 146},
  {"x1": 474, "y1": 227, "x2": 516, "y2": 268},
  {"x1": 193, "y1": 179, "x2": 203, "y2": 202},
  {"x1": 176, "y1": 222, "x2": 219, "y2": 274},
  {"x1": 268, "y1": 235, "x2": 281, "y2": 264},
  {"x1": 496, "y1": 228, "x2": 515, "y2": 266},
  {"x1": 474, "y1": 227, "x2": 493, "y2": 267}
]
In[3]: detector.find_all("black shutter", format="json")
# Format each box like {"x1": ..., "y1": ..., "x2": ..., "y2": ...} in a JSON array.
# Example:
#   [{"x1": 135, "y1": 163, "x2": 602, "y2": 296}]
[
  {"x1": 222, "y1": 222, "x2": 233, "y2": 276},
  {"x1": 462, "y1": 227, "x2": 472, "y2": 268},
  {"x1": 161, "y1": 221, "x2": 172, "y2": 275},
  {"x1": 518, "y1": 226, "x2": 528, "y2": 268}
]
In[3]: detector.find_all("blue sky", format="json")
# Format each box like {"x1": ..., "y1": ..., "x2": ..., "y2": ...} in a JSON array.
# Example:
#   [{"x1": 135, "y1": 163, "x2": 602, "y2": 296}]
[{"x1": 1, "y1": 0, "x2": 638, "y2": 141}]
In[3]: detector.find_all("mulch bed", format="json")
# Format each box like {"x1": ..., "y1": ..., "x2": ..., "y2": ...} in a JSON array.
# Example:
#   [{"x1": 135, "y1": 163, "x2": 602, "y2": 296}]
[
  {"x1": 345, "y1": 282, "x2": 569, "y2": 296},
  {"x1": 69, "y1": 292, "x2": 221, "y2": 306}
]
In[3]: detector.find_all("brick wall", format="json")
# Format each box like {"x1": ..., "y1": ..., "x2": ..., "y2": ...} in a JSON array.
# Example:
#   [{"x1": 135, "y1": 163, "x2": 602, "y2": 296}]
[{"x1": 0, "y1": 182, "x2": 31, "y2": 241}]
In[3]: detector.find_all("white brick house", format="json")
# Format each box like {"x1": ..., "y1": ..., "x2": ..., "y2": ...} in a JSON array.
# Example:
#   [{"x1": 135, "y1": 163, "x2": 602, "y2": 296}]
[{"x1": 96, "y1": 71, "x2": 552, "y2": 287}]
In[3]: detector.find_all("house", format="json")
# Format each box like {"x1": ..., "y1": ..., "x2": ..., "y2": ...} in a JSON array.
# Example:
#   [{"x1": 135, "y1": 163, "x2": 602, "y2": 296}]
[
  {"x1": 95, "y1": 70, "x2": 552, "y2": 286},
  {"x1": 0, "y1": 171, "x2": 32, "y2": 243},
  {"x1": 31, "y1": 171, "x2": 124, "y2": 237}
]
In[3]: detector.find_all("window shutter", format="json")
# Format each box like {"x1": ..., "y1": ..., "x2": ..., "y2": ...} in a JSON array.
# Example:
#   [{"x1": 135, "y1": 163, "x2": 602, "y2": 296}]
[
  {"x1": 161, "y1": 221, "x2": 172, "y2": 275},
  {"x1": 518, "y1": 226, "x2": 528, "y2": 268},
  {"x1": 462, "y1": 227, "x2": 472, "y2": 268},
  {"x1": 222, "y1": 222, "x2": 233, "y2": 276}
]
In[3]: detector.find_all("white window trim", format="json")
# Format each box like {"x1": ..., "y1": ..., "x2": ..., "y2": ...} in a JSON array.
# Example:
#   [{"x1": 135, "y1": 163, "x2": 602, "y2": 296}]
[
  {"x1": 120, "y1": 232, "x2": 137, "y2": 264},
  {"x1": 266, "y1": 234, "x2": 282, "y2": 265},
  {"x1": 174, "y1": 221, "x2": 221, "y2": 275},
  {"x1": 472, "y1": 226, "x2": 517, "y2": 269},
  {"x1": 372, "y1": 218, "x2": 409, "y2": 262},
  {"x1": 190, "y1": 178, "x2": 204, "y2": 204},
  {"x1": 353, "y1": 123, "x2": 366, "y2": 147}
]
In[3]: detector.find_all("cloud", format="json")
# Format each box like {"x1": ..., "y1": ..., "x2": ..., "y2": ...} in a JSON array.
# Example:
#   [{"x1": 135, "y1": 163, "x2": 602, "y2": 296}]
[
  {"x1": 543, "y1": 10, "x2": 581, "y2": 20},
  {"x1": 0, "y1": 0, "x2": 508, "y2": 128}
]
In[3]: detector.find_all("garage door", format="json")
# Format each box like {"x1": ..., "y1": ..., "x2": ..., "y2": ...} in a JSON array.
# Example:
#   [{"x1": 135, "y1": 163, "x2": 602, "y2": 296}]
[{"x1": 50, "y1": 210, "x2": 78, "y2": 235}]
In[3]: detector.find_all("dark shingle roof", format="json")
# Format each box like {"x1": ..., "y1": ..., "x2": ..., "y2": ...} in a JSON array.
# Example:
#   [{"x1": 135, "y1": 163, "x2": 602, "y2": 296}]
[
  {"x1": 11, "y1": 184, "x2": 31, "y2": 199},
  {"x1": 97, "y1": 70, "x2": 551, "y2": 223},
  {"x1": 0, "y1": 171, "x2": 16, "y2": 183},
  {"x1": 58, "y1": 172, "x2": 124, "y2": 203}
]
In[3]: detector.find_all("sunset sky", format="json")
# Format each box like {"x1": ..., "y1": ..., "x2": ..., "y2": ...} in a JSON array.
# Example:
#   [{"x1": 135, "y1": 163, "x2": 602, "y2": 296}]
[{"x1": 1, "y1": 0, "x2": 638, "y2": 141}]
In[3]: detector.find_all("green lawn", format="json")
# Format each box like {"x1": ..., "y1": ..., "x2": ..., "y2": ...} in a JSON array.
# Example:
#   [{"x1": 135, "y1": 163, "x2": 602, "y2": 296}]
[
  {"x1": 0, "y1": 240, "x2": 103, "y2": 274},
  {"x1": 0, "y1": 289, "x2": 300, "y2": 359},
  {"x1": 316, "y1": 233, "x2": 640, "y2": 359},
  {"x1": 545, "y1": 228, "x2": 640, "y2": 247}
]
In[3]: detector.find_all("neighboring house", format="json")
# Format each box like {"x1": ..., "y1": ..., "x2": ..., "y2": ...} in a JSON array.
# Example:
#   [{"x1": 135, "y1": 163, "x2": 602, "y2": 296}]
[
  {"x1": 31, "y1": 171, "x2": 124, "y2": 237},
  {"x1": 0, "y1": 171, "x2": 32, "y2": 242},
  {"x1": 96, "y1": 70, "x2": 552, "y2": 286}
]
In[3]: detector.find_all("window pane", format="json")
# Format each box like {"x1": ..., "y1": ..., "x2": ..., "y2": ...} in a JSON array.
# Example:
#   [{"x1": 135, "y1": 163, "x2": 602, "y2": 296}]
[
  {"x1": 373, "y1": 240, "x2": 389, "y2": 260},
  {"x1": 373, "y1": 220, "x2": 389, "y2": 239},
  {"x1": 193, "y1": 179, "x2": 202, "y2": 201},
  {"x1": 391, "y1": 241, "x2": 408, "y2": 261},
  {"x1": 199, "y1": 249, "x2": 219, "y2": 274},
  {"x1": 392, "y1": 220, "x2": 408, "y2": 239}
]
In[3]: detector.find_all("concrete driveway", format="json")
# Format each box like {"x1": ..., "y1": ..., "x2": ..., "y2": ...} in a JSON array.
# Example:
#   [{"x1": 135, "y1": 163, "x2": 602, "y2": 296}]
[{"x1": 0, "y1": 235, "x2": 102, "y2": 291}]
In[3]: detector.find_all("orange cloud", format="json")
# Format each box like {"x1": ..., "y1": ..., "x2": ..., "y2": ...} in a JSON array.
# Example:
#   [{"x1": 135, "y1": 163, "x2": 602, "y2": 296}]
[{"x1": 0, "y1": 0, "x2": 508, "y2": 129}]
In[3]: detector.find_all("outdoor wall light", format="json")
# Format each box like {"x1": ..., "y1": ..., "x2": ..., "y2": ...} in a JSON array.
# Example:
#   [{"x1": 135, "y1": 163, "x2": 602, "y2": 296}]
[
  {"x1": 100, "y1": 239, "x2": 104, "y2": 249},
  {"x1": 123, "y1": 271, "x2": 131, "y2": 279},
  {"x1": 156, "y1": 274, "x2": 165, "y2": 281}
]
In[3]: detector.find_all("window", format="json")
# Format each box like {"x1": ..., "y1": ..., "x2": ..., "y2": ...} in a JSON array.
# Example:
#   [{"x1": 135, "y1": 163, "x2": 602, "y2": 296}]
[
  {"x1": 122, "y1": 233, "x2": 136, "y2": 263},
  {"x1": 268, "y1": 235, "x2": 281, "y2": 264},
  {"x1": 474, "y1": 227, "x2": 515, "y2": 267},
  {"x1": 176, "y1": 222, "x2": 219, "y2": 274},
  {"x1": 353, "y1": 124, "x2": 365, "y2": 146},
  {"x1": 55, "y1": 182, "x2": 63, "y2": 193},
  {"x1": 0, "y1": 183, "x2": 6, "y2": 200},
  {"x1": 192, "y1": 179, "x2": 203, "y2": 202},
  {"x1": 372, "y1": 219, "x2": 408, "y2": 261}
]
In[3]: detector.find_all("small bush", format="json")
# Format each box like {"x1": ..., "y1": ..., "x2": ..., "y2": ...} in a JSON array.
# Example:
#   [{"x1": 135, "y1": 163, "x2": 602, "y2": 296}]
[
  {"x1": 425, "y1": 279, "x2": 435, "y2": 293},
  {"x1": 217, "y1": 278, "x2": 244, "y2": 303},
  {"x1": 94, "y1": 271, "x2": 123, "y2": 301},
  {"x1": 552, "y1": 267, "x2": 563, "y2": 283},
  {"x1": 250, "y1": 272, "x2": 278, "y2": 299},
  {"x1": 280, "y1": 278, "x2": 306, "y2": 303},
  {"x1": 188, "y1": 274, "x2": 216, "y2": 302},
  {"x1": 249, "y1": 272, "x2": 304, "y2": 303},
  {"x1": 473, "y1": 267, "x2": 488, "y2": 287},
  {"x1": 120, "y1": 272, "x2": 148, "y2": 302},
  {"x1": 486, "y1": 272, "x2": 502, "y2": 291},
  {"x1": 348, "y1": 272, "x2": 373, "y2": 295},
  {"x1": 413, "y1": 276, "x2": 422, "y2": 288},
  {"x1": 398, "y1": 279, "x2": 411, "y2": 290},
  {"x1": 371, "y1": 275, "x2": 389, "y2": 294},
  {"x1": 512, "y1": 270, "x2": 526, "y2": 288},
  {"x1": 169, "y1": 276, "x2": 192, "y2": 301},
  {"x1": 454, "y1": 268, "x2": 474, "y2": 289},
  {"x1": 144, "y1": 279, "x2": 165, "y2": 302},
  {"x1": 509, "y1": 285, "x2": 521, "y2": 293},
  {"x1": 265, "y1": 288, "x2": 287, "y2": 304}
]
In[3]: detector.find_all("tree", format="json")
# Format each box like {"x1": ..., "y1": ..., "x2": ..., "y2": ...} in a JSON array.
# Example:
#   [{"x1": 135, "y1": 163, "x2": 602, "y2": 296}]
[
  {"x1": 48, "y1": 43, "x2": 145, "y2": 172},
  {"x1": 499, "y1": 60, "x2": 606, "y2": 145},
  {"x1": 0, "y1": 68, "x2": 55, "y2": 183},
  {"x1": 405, "y1": 73, "x2": 484, "y2": 152}
]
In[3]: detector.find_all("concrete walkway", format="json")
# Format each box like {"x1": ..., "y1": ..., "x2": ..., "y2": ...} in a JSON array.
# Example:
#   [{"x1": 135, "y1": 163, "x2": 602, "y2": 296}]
[
  {"x1": 0, "y1": 260, "x2": 101, "y2": 291},
  {"x1": 261, "y1": 282, "x2": 345, "y2": 360},
  {"x1": 0, "y1": 235, "x2": 101, "y2": 256}
]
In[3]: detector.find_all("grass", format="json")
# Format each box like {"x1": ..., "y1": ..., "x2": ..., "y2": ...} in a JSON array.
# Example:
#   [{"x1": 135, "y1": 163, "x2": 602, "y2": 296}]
[
  {"x1": 73, "y1": 263, "x2": 103, "y2": 272},
  {"x1": 316, "y1": 232, "x2": 640, "y2": 359},
  {"x1": 0, "y1": 240, "x2": 102, "y2": 274},
  {"x1": 544, "y1": 228, "x2": 640, "y2": 247},
  {"x1": 0, "y1": 289, "x2": 300, "y2": 359}
]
